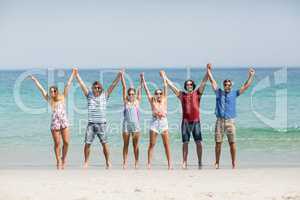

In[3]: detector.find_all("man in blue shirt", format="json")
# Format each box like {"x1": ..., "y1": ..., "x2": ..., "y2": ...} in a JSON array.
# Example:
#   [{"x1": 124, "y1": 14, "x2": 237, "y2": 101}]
[{"x1": 207, "y1": 64, "x2": 255, "y2": 169}]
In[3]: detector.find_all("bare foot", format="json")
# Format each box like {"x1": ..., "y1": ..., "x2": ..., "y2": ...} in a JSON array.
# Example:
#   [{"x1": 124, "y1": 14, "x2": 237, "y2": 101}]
[
  {"x1": 232, "y1": 163, "x2": 236, "y2": 169},
  {"x1": 134, "y1": 161, "x2": 139, "y2": 169},
  {"x1": 181, "y1": 161, "x2": 187, "y2": 169},
  {"x1": 56, "y1": 159, "x2": 63, "y2": 170},
  {"x1": 198, "y1": 161, "x2": 202, "y2": 169},
  {"x1": 106, "y1": 161, "x2": 111, "y2": 169},
  {"x1": 122, "y1": 163, "x2": 127, "y2": 169},
  {"x1": 214, "y1": 162, "x2": 220, "y2": 169},
  {"x1": 83, "y1": 162, "x2": 89, "y2": 169},
  {"x1": 147, "y1": 163, "x2": 151, "y2": 170},
  {"x1": 61, "y1": 159, "x2": 66, "y2": 170},
  {"x1": 168, "y1": 165, "x2": 173, "y2": 170}
]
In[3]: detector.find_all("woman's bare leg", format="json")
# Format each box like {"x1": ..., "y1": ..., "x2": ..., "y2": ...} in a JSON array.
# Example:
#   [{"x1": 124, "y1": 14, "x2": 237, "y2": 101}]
[
  {"x1": 61, "y1": 128, "x2": 70, "y2": 169},
  {"x1": 147, "y1": 130, "x2": 157, "y2": 169},
  {"x1": 162, "y1": 130, "x2": 173, "y2": 170},
  {"x1": 132, "y1": 132, "x2": 140, "y2": 169},
  {"x1": 51, "y1": 130, "x2": 62, "y2": 170},
  {"x1": 122, "y1": 132, "x2": 130, "y2": 169}
]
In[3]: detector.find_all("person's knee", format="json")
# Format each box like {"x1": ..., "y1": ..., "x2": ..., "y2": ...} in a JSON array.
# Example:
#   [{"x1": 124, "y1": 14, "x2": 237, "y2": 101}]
[
  {"x1": 133, "y1": 142, "x2": 139, "y2": 149},
  {"x1": 182, "y1": 143, "x2": 189, "y2": 150},
  {"x1": 149, "y1": 142, "x2": 155, "y2": 149},
  {"x1": 196, "y1": 141, "x2": 202, "y2": 146},
  {"x1": 101, "y1": 142, "x2": 109, "y2": 148},
  {"x1": 84, "y1": 144, "x2": 91, "y2": 150},
  {"x1": 162, "y1": 138, "x2": 169, "y2": 146},
  {"x1": 133, "y1": 146, "x2": 139, "y2": 153},
  {"x1": 215, "y1": 142, "x2": 222, "y2": 148},
  {"x1": 63, "y1": 140, "x2": 69, "y2": 147},
  {"x1": 229, "y1": 142, "x2": 236, "y2": 148},
  {"x1": 54, "y1": 141, "x2": 61, "y2": 147},
  {"x1": 149, "y1": 142, "x2": 155, "y2": 148},
  {"x1": 123, "y1": 141, "x2": 129, "y2": 148}
]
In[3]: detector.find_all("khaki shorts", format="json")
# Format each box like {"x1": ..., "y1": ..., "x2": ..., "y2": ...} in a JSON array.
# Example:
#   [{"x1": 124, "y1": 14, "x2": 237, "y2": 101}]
[{"x1": 215, "y1": 118, "x2": 236, "y2": 143}]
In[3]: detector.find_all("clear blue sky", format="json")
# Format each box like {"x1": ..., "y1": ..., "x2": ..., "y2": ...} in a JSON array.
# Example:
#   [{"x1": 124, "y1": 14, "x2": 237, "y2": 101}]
[{"x1": 0, "y1": 0, "x2": 299, "y2": 68}]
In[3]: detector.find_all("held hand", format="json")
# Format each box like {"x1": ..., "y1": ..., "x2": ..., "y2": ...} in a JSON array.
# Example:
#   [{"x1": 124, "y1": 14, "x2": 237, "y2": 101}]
[
  {"x1": 248, "y1": 67, "x2": 255, "y2": 77},
  {"x1": 140, "y1": 73, "x2": 145, "y2": 80},
  {"x1": 160, "y1": 70, "x2": 166, "y2": 79},
  {"x1": 118, "y1": 69, "x2": 123, "y2": 77},
  {"x1": 156, "y1": 112, "x2": 166, "y2": 119},
  {"x1": 120, "y1": 68, "x2": 126, "y2": 78},
  {"x1": 206, "y1": 63, "x2": 212, "y2": 71},
  {"x1": 28, "y1": 75, "x2": 36, "y2": 81},
  {"x1": 121, "y1": 68, "x2": 125, "y2": 75},
  {"x1": 72, "y1": 68, "x2": 78, "y2": 76}
]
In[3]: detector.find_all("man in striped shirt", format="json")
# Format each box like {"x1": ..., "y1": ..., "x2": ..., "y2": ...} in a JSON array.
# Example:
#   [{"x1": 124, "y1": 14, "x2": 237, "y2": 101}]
[{"x1": 74, "y1": 68, "x2": 121, "y2": 169}]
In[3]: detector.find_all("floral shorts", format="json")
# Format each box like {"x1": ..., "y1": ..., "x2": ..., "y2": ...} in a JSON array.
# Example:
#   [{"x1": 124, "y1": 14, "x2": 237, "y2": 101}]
[{"x1": 50, "y1": 114, "x2": 69, "y2": 131}]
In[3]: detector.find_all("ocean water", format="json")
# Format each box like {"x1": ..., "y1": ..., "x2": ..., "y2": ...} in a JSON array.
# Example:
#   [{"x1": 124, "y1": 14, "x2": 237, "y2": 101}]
[{"x1": 0, "y1": 67, "x2": 299, "y2": 168}]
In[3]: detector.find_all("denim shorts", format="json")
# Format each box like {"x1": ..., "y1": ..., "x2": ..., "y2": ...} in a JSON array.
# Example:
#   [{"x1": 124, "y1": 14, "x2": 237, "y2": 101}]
[
  {"x1": 123, "y1": 121, "x2": 141, "y2": 134},
  {"x1": 85, "y1": 122, "x2": 108, "y2": 144},
  {"x1": 181, "y1": 120, "x2": 202, "y2": 143}
]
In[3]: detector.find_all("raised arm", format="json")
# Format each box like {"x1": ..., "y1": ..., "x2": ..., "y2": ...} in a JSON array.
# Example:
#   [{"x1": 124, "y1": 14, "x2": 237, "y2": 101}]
[
  {"x1": 29, "y1": 75, "x2": 48, "y2": 101},
  {"x1": 120, "y1": 70, "x2": 127, "y2": 102},
  {"x1": 196, "y1": 71, "x2": 208, "y2": 95},
  {"x1": 160, "y1": 70, "x2": 181, "y2": 97},
  {"x1": 160, "y1": 71, "x2": 168, "y2": 98},
  {"x1": 239, "y1": 67, "x2": 255, "y2": 95},
  {"x1": 106, "y1": 70, "x2": 122, "y2": 98},
  {"x1": 63, "y1": 69, "x2": 75, "y2": 97},
  {"x1": 206, "y1": 63, "x2": 218, "y2": 92},
  {"x1": 137, "y1": 75, "x2": 142, "y2": 102},
  {"x1": 75, "y1": 69, "x2": 89, "y2": 97},
  {"x1": 140, "y1": 73, "x2": 152, "y2": 103}
]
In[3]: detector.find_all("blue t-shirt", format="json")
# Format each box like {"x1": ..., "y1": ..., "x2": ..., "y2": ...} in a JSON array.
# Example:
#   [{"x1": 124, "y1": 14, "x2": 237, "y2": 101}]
[{"x1": 215, "y1": 88, "x2": 240, "y2": 119}]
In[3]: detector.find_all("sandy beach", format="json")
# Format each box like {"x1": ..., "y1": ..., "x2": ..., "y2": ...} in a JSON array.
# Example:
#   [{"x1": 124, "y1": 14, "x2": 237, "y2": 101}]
[{"x1": 1, "y1": 167, "x2": 300, "y2": 200}]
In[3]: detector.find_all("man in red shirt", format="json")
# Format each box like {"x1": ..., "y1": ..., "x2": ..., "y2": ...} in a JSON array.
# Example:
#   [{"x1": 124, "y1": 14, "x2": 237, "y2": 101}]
[{"x1": 160, "y1": 67, "x2": 208, "y2": 169}]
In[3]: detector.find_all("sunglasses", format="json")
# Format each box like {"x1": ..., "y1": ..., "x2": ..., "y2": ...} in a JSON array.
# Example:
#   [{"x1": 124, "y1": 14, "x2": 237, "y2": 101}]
[
  {"x1": 186, "y1": 83, "x2": 193, "y2": 86},
  {"x1": 128, "y1": 93, "x2": 135, "y2": 96},
  {"x1": 93, "y1": 87, "x2": 102, "y2": 90},
  {"x1": 155, "y1": 92, "x2": 162, "y2": 95},
  {"x1": 224, "y1": 84, "x2": 232, "y2": 87},
  {"x1": 50, "y1": 89, "x2": 57, "y2": 93}
]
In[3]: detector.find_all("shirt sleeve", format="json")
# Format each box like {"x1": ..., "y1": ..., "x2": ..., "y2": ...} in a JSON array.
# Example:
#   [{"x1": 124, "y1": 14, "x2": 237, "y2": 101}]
[
  {"x1": 86, "y1": 90, "x2": 92, "y2": 99},
  {"x1": 105, "y1": 91, "x2": 109, "y2": 100},
  {"x1": 215, "y1": 88, "x2": 221, "y2": 96},
  {"x1": 179, "y1": 91, "x2": 184, "y2": 102},
  {"x1": 236, "y1": 89, "x2": 240, "y2": 97}
]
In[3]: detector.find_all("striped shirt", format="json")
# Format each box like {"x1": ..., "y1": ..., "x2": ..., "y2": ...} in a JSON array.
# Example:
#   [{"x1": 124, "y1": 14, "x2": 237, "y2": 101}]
[{"x1": 87, "y1": 91, "x2": 108, "y2": 123}]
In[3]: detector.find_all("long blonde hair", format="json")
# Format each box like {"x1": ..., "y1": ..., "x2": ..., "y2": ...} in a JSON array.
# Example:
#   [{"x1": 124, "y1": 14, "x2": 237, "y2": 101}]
[{"x1": 49, "y1": 86, "x2": 64, "y2": 109}]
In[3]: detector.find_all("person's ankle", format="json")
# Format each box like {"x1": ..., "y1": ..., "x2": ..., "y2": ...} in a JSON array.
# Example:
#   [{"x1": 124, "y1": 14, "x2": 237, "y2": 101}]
[{"x1": 232, "y1": 162, "x2": 236, "y2": 169}]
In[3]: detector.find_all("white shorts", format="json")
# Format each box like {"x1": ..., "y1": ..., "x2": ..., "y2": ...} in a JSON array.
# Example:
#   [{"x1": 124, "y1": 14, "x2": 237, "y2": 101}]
[{"x1": 150, "y1": 117, "x2": 168, "y2": 134}]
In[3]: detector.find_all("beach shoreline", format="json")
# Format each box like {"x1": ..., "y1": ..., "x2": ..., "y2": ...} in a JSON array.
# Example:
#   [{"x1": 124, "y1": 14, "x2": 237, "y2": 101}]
[{"x1": 1, "y1": 167, "x2": 300, "y2": 200}]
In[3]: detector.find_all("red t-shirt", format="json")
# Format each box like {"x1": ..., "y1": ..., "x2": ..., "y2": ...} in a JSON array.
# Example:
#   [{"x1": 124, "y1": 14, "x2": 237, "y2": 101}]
[{"x1": 179, "y1": 90, "x2": 201, "y2": 122}]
